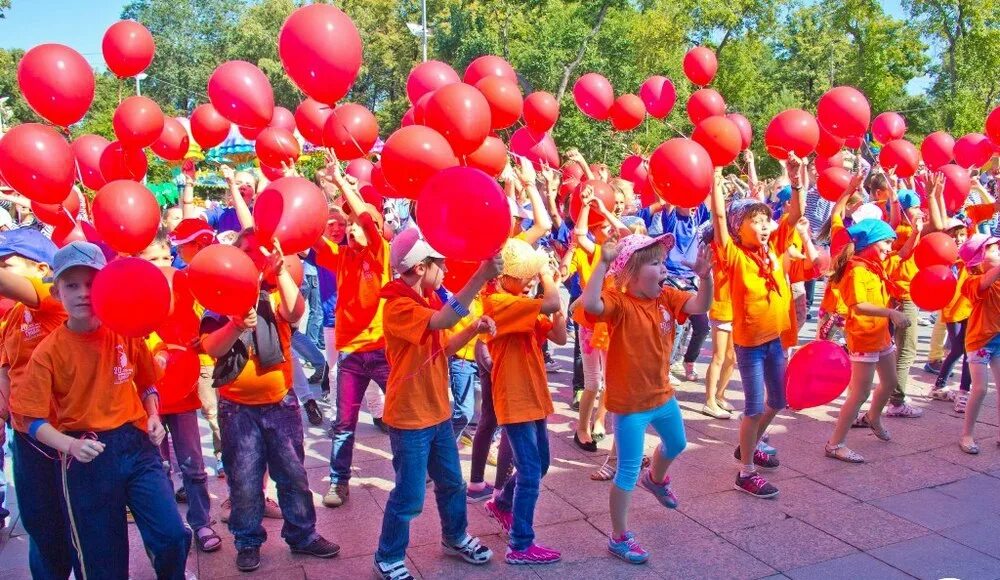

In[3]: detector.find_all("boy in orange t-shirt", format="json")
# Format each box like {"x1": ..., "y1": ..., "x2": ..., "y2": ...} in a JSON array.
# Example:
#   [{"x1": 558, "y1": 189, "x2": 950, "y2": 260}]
[
  {"x1": 12, "y1": 241, "x2": 190, "y2": 579},
  {"x1": 373, "y1": 228, "x2": 501, "y2": 580}
]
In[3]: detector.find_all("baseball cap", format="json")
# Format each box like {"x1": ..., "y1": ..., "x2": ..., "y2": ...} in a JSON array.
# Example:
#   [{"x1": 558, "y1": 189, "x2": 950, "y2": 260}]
[
  {"x1": 168, "y1": 218, "x2": 215, "y2": 246},
  {"x1": 0, "y1": 228, "x2": 58, "y2": 264},
  {"x1": 959, "y1": 234, "x2": 1000, "y2": 268},
  {"x1": 608, "y1": 233, "x2": 676, "y2": 278},
  {"x1": 945, "y1": 217, "x2": 966, "y2": 231},
  {"x1": 52, "y1": 241, "x2": 107, "y2": 279},
  {"x1": 389, "y1": 227, "x2": 444, "y2": 273},
  {"x1": 850, "y1": 203, "x2": 883, "y2": 224}
]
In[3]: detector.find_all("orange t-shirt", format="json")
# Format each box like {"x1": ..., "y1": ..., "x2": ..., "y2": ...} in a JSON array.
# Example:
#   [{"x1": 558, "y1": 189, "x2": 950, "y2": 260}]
[
  {"x1": 14, "y1": 324, "x2": 158, "y2": 433},
  {"x1": 482, "y1": 292, "x2": 553, "y2": 425},
  {"x1": 965, "y1": 203, "x2": 996, "y2": 227},
  {"x1": 841, "y1": 263, "x2": 892, "y2": 353},
  {"x1": 942, "y1": 265, "x2": 972, "y2": 323},
  {"x1": 382, "y1": 296, "x2": 452, "y2": 429},
  {"x1": 962, "y1": 274, "x2": 1000, "y2": 352},
  {"x1": 709, "y1": 242, "x2": 732, "y2": 323},
  {"x1": 596, "y1": 286, "x2": 690, "y2": 414},
  {"x1": 885, "y1": 254, "x2": 917, "y2": 302},
  {"x1": 721, "y1": 235, "x2": 792, "y2": 347}
]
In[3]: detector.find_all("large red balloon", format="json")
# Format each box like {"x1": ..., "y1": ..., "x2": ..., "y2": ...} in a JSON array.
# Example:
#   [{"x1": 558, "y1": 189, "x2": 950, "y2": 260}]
[
  {"x1": 872, "y1": 112, "x2": 906, "y2": 144},
  {"x1": 463, "y1": 136, "x2": 507, "y2": 178},
  {"x1": 940, "y1": 163, "x2": 971, "y2": 214},
  {"x1": 509, "y1": 127, "x2": 559, "y2": 170},
  {"x1": 381, "y1": 126, "x2": 459, "y2": 199},
  {"x1": 345, "y1": 158, "x2": 375, "y2": 184},
  {"x1": 71, "y1": 134, "x2": 110, "y2": 191},
  {"x1": 92, "y1": 180, "x2": 161, "y2": 254},
  {"x1": 190, "y1": 104, "x2": 231, "y2": 150},
  {"x1": 764, "y1": 109, "x2": 820, "y2": 160},
  {"x1": 683, "y1": 47, "x2": 717, "y2": 87},
  {"x1": 523, "y1": 91, "x2": 560, "y2": 133},
  {"x1": 619, "y1": 155, "x2": 646, "y2": 183},
  {"x1": 726, "y1": 113, "x2": 753, "y2": 151},
  {"x1": 987, "y1": 107, "x2": 1000, "y2": 147},
  {"x1": 648, "y1": 138, "x2": 715, "y2": 207},
  {"x1": 475, "y1": 77, "x2": 523, "y2": 131},
  {"x1": 93, "y1": 258, "x2": 171, "y2": 338},
  {"x1": 463, "y1": 55, "x2": 517, "y2": 87},
  {"x1": 16, "y1": 44, "x2": 95, "y2": 127},
  {"x1": 817, "y1": 86, "x2": 870, "y2": 139},
  {"x1": 879, "y1": 139, "x2": 919, "y2": 178},
  {"x1": 817, "y1": 167, "x2": 852, "y2": 202},
  {"x1": 423, "y1": 83, "x2": 492, "y2": 155},
  {"x1": 208, "y1": 60, "x2": 274, "y2": 129},
  {"x1": 0, "y1": 124, "x2": 75, "y2": 204},
  {"x1": 323, "y1": 103, "x2": 379, "y2": 160},
  {"x1": 914, "y1": 231, "x2": 959, "y2": 270},
  {"x1": 573, "y1": 73, "x2": 615, "y2": 121},
  {"x1": 407, "y1": 60, "x2": 460, "y2": 104},
  {"x1": 151, "y1": 117, "x2": 190, "y2": 162},
  {"x1": 255, "y1": 127, "x2": 301, "y2": 168},
  {"x1": 639, "y1": 76, "x2": 676, "y2": 120},
  {"x1": 954, "y1": 133, "x2": 993, "y2": 169},
  {"x1": 443, "y1": 259, "x2": 480, "y2": 293},
  {"x1": 785, "y1": 340, "x2": 851, "y2": 410},
  {"x1": 187, "y1": 245, "x2": 260, "y2": 316},
  {"x1": 417, "y1": 167, "x2": 510, "y2": 261},
  {"x1": 102, "y1": 20, "x2": 155, "y2": 78},
  {"x1": 692, "y1": 116, "x2": 741, "y2": 167},
  {"x1": 241, "y1": 106, "x2": 296, "y2": 140},
  {"x1": 815, "y1": 152, "x2": 845, "y2": 174},
  {"x1": 921, "y1": 131, "x2": 955, "y2": 170},
  {"x1": 686, "y1": 88, "x2": 726, "y2": 125},
  {"x1": 113, "y1": 96, "x2": 164, "y2": 149},
  {"x1": 51, "y1": 220, "x2": 103, "y2": 249},
  {"x1": 295, "y1": 99, "x2": 333, "y2": 147},
  {"x1": 569, "y1": 179, "x2": 617, "y2": 226},
  {"x1": 32, "y1": 188, "x2": 81, "y2": 227},
  {"x1": 609, "y1": 94, "x2": 646, "y2": 132},
  {"x1": 278, "y1": 3, "x2": 362, "y2": 105},
  {"x1": 253, "y1": 177, "x2": 328, "y2": 254},
  {"x1": 911, "y1": 265, "x2": 958, "y2": 311},
  {"x1": 155, "y1": 347, "x2": 201, "y2": 402},
  {"x1": 413, "y1": 92, "x2": 434, "y2": 125},
  {"x1": 99, "y1": 141, "x2": 147, "y2": 182},
  {"x1": 370, "y1": 162, "x2": 400, "y2": 199},
  {"x1": 815, "y1": 124, "x2": 846, "y2": 158}
]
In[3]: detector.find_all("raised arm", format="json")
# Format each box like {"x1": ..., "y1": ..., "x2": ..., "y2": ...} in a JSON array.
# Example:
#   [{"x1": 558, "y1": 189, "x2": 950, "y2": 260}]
[
  {"x1": 582, "y1": 242, "x2": 615, "y2": 316},
  {"x1": 709, "y1": 169, "x2": 730, "y2": 247},
  {"x1": 573, "y1": 185, "x2": 597, "y2": 255},
  {"x1": 429, "y1": 255, "x2": 503, "y2": 331},
  {"x1": 220, "y1": 165, "x2": 254, "y2": 231},
  {"x1": 516, "y1": 158, "x2": 554, "y2": 246}
]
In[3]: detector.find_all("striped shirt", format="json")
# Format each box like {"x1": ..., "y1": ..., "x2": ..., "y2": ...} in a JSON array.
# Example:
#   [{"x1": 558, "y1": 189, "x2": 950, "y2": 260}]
[{"x1": 804, "y1": 186, "x2": 832, "y2": 237}]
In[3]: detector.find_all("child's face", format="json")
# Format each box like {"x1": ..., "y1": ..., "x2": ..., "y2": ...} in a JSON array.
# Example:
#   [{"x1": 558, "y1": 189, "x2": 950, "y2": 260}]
[
  {"x1": 738, "y1": 212, "x2": 771, "y2": 249},
  {"x1": 951, "y1": 228, "x2": 968, "y2": 246},
  {"x1": 326, "y1": 213, "x2": 347, "y2": 242},
  {"x1": 0, "y1": 254, "x2": 49, "y2": 278},
  {"x1": 627, "y1": 255, "x2": 669, "y2": 299},
  {"x1": 416, "y1": 258, "x2": 445, "y2": 291},
  {"x1": 162, "y1": 207, "x2": 183, "y2": 233},
  {"x1": 613, "y1": 193, "x2": 626, "y2": 217},
  {"x1": 865, "y1": 239, "x2": 893, "y2": 262},
  {"x1": 984, "y1": 243, "x2": 1000, "y2": 269},
  {"x1": 53, "y1": 267, "x2": 97, "y2": 320},
  {"x1": 499, "y1": 275, "x2": 532, "y2": 296},
  {"x1": 140, "y1": 242, "x2": 172, "y2": 268}
]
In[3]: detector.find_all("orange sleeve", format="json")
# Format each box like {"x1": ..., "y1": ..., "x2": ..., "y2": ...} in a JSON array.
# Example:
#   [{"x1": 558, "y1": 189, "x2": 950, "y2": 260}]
[
  {"x1": 966, "y1": 203, "x2": 996, "y2": 226},
  {"x1": 358, "y1": 213, "x2": 387, "y2": 261},
  {"x1": 963, "y1": 274, "x2": 988, "y2": 301},
  {"x1": 484, "y1": 294, "x2": 543, "y2": 337},
  {"x1": 594, "y1": 288, "x2": 625, "y2": 325},
  {"x1": 662, "y1": 286, "x2": 691, "y2": 325},
  {"x1": 383, "y1": 298, "x2": 435, "y2": 346},
  {"x1": 13, "y1": 350, "x2": 54, "y2": 420},
  {"x1": 841, "y1": 268, "x2": 864, "y2": 308},
  {"x1": 313, "y1": 237, "x2": 342, "y2": 272}
]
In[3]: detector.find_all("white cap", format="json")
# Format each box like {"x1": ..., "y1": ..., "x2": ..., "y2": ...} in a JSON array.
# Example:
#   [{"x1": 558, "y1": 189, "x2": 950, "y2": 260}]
[
  {"x1": 945, "y1": 217, "x2": 965, "y2": 231},
  {"x1": 851, "y1": 203, "x2": 883, "y2": 224},
  {"x1": 390, "y1": 227, "x2": 444, "y2": 273}
]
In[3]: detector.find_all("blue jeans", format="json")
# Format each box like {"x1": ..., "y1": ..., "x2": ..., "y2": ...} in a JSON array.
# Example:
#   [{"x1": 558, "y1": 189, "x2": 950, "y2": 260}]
[
  {"x1": 301, "y1": 273, "x2": 324, "y2": 349},
  {"x1": 329, "y1": 349, "x2": 389, "y2": 484},
  {"x1": 496, "y1": 419, "x2": 549, "y2": 550},
  {"x1": 734, "y1": 338, "x2": 787, "y2": 416},
  {"x1": 292, "y1": 329, "x2": 327, "y2": 370},
  {"x1": 375, "y1": 419, "x2": 467, "y2": 564},
  {"x1": 11, "y1": 431, "x2": 81, "y2": 580},
  {"x1": 449, "y1": 357, "x2": 478, "y2": 437},
  {"x1": 219, "y1": 393, "x2": 319, "y2": 550},
  {"x1": 613, "y1": 398, "x2": 687, "y2": 491},
  {"x1": 162, "y1": 411, "x2": 211, "y2": 530},
  {"x1": 63, "y1": 425, "x2": 190, "y2": 579}
]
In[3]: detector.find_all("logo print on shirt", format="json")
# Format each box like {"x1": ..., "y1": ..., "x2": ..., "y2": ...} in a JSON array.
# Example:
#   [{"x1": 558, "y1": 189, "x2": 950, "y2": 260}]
[
  {"x1": 113, "y1": 344, "x2": 135, "y2": 385},
  {"x1": 659, "y1": 304, "x2": 673, "y2": 334},
  {"x1": 20, "y1": 310, "x2": 42, "y2": 340}
]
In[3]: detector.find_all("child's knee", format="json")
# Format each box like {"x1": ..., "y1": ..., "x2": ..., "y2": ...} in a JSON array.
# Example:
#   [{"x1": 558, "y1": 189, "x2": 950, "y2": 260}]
[{"x1": 660, "y1": 437, "x2": 687, "y2": 460}]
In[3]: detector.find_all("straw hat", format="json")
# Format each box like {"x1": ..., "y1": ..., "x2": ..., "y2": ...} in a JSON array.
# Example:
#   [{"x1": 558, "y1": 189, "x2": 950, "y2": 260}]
[{"x1": 501, "y1": 238, "x2": 548, "y2": 280}]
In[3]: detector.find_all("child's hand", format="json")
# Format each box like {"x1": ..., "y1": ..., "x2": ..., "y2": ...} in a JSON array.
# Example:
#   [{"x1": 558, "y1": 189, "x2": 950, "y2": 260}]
[
  {"x1": 685, "y1": 243, "x2": 713, "y2": 279},
  {"x1": 599, "y1": 241, "x2": 619, "y2": 266},
  {"x1": 515, "y1": 156, "x2": 536, "y2": 185},
  {"x1": 794, "y1": 217, "x2": 811, "y2": 239},
  {"x1": 220, "y1": 164, "x2": 235, "y2": 183},
  {"x1": 280, "y1": 160, "x2": 299, "y2": 178},
  {"x1": 231, "y1": 309, "x2": 258, "y2": 331},
  {"x1": 68, "y1": 437, "x2": 105, "y2": 463},
  {"x1": 475, "y1": 316, "x2": 497, "y2": 336},
  {"x1": 888, "y1": 309, "x2": 910, "y2": 329},
  {"x1": 258, "y1": 242, "x2": 287, "y2": 279},
  {"x1": 147, "y1": 415, "x2": 166, "y2": 446},
  {"x1": 477, "y1": 253, "x2": 504, "y2": 280}
]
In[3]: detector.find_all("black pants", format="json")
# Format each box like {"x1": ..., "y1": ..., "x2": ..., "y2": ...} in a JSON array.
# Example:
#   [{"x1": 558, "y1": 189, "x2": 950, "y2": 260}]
[{"x1": 936, "y1": 319, "x2": 971, "y2": 391}]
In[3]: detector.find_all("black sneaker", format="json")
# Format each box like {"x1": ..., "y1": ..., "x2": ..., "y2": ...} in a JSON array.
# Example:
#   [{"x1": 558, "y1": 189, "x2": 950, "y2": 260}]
[
  {"x1": 304, "y1": 399, "x2": 323, "y2": 426},
  {"x1": 174, "y1": 486, "x2": 187, "y2": 504},
  {"x1": 374, "y1": 560, "x2": 414, "y2": 580},
  {"x1": 734, "y1": 446, "x2": 780, "y2": 470},
  {"x1": 373, "y1": 417, "x2": 389, "y2": 433},
  {"x1": 236, "y1": 546, "x2": 261, "y2": 572},
  {"x1": 291, "y1": 536, "x2": 340, "y2": 559},
  {"x1": 309, "y1": 364, "x2": 328, "y2": 384}
]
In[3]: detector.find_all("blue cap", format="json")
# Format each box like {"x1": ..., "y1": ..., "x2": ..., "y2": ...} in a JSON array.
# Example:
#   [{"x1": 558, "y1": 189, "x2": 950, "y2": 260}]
[
  {"x1": 776, "y1": 185, "x2": 792, "y2": 203},
  {"x1": 52, "y1": 241, "x2": 107, "y2": 280},
  {"x1": 897, "y1": 189, "x2": 919, "y2": 212},
  {"x1": 0, "y1": 228, "x2": 57, "y2": 264},
  {"x1": 847, "y1": 219, "x2": 896, "y2": 252}
]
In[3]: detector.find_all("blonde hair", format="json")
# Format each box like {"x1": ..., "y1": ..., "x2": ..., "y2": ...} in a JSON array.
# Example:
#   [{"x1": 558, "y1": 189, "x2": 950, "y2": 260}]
[{"x1": 614, "y1": 243, "x2": 666, "y2": 288}]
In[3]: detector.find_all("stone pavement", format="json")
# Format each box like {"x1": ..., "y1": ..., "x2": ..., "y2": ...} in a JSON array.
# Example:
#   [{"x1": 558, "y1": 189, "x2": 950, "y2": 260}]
[{"x1": 3, "y1": 311, "x2": 1000, "y2": 579}]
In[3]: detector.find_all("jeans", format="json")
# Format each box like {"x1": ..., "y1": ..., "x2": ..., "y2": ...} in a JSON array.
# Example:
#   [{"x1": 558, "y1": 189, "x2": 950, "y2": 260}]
[
  {"x1": 937, "y1": 319, "x2": 971, "y2": 391},
  {"x1": 0, "y1": 425, "x2": 8, "y2": 522},
  {"x1": 613, "y1": 398, "x2": 687, "y2": 491},
  {"x1": 496, "y1": 419, "x2": 549, "y2": 551},
  {"x1": 804, "y1": 278, "x2": 817, "y2": 310},
  {"x1": 329, "y1": 349, "x2": 390, "y2": 484},
  {"x1": 219, "y1": 393, "x2": 319, "y2": 550},
  {"x1": 301, "y1": 272, "x2": 324, "y2": 349},
  {"x1": 63, "y1": 425, "x2": 190, "y2": 579},
  {"x1": 735, "y1": 338, "x2": 787, "y2": 416},
  {"x1": 11, "y1": 431, "x2": 81, "y2": 580},
  {"x1": 162, "y1": 411, "x2": 211, "y2": 530},
  {"x1": 449, "y1": 357, "x2": 479, "y2": 437},
  {"x1": 891, "y1": 299, "x2": 919, "y2": 404},
  {"x1": 375, "y1": 420, "x2": 467, "y2": 564},
  {"x1": 470, "y1": 350, "x2": 514, "y2": 488},
  {"x1": 292, "y1": 329, "x2": 327, "y2": 370},
  {"x1": 291, "y1": 356, "x2": 317, "y2": 403}
]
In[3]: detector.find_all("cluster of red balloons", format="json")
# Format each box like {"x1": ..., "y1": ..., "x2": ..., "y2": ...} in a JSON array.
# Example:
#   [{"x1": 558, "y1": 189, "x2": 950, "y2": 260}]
[
  {"x1": 573, "y1": 73, "x2": 647, "y2": 132},
  {"x1": 908, "y1": 232, "x2": 960, "y2": 311}
]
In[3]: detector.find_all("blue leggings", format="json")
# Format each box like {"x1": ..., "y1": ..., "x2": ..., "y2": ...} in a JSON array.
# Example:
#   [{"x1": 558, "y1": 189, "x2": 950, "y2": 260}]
[{"x1": 613, "y1": 397, "x2": 687, "y2": 491}]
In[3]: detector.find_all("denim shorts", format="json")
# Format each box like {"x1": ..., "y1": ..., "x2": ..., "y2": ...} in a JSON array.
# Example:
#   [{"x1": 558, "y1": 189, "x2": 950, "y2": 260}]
[
  {"x1": 968, "y1": 334, "x2": 1000, "y2": 365},
  {"x1": 734, "y1": 338, "x2": 787, "y2": 416},
  {"x1": 848, "y1": 343, "x2": 895, "y2": 363}
]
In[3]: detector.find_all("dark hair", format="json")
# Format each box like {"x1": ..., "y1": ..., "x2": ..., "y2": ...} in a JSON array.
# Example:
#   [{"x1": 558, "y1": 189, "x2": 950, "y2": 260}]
[
  {"x1": 830, "y1": 242, "x2": 856, "y2": 284},
  {"x1": 865, "y1": 173, "x2": 889, "y2": 194}
]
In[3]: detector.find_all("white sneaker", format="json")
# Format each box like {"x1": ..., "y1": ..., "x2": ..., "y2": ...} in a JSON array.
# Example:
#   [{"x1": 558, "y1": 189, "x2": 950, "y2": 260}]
[
  {"x1": 931, "y1": 388, "x2": 957, "y2": 402},
  {"x1": 954, "y1": 392, "x2": 969, "y2": 414}
]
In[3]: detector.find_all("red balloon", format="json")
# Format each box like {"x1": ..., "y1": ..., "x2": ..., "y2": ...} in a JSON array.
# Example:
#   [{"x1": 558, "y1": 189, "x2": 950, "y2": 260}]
[
  {"x1": 113, "y1": 96, "x2": 164, "y2": 149},
  {"x1": 208, "y1": 60, "x2": 274, "y2": 129},
  {"x1": 815, "y1": 124, "x2": 846, "y2": 158},
  {"x1": 443, "y1": 259, "x2": 479, "y2": 292},
  {"x1": 247, "y1": 251, "x2": 305, "y2": 288},
  {"x1": 380, "y1": 126, "x2": 458, "y2": 199},
  {"x1": 686, "y1": 88, "x2": 726, "y2": 125},
  {"x1": 255, "y1": 127, "x2": 301, "y2": 168},
  {"x1": 359, "y1": 184, "x2": 384, "y2": 208},
  {"x1": 240, "y1": 125, "x2": 261, "y2": 141},
  {"x1": 639, "y1": 76, "x2": 676, "y2": 120},
  {"x1": 52, "y1": 220, "x2": 103, "y2": 248},
  {"x1": 692, "y1": 116, "x2": 741, "y2": 167},
  {"x1": 785, "y1": 340, "x2": 851, "y2": 410},
  {"x1": 523, "y1": 91, "x2": 560, "y2": 133},
  {"x1": 424, "y1": 83, "x2": 492, "y2": 155},
  {"x1": 259, "y1": 164, "x2": 286, "y2": 182},
  {"x1": 400, "y1": 107, "x2": 416, "y2": 127},
  {"x1": 911, "y1": 265, "x2": 958, "y2": 311},
  {"x1": 987, "y1": 107, "x2": 1000, "y2": 147},
  {"x1": 940, "y1": 163, "x2": 971, "y2": 214},
  {"x1": 726, "y1": 113, "x2": 753, "y2": 151},
  {"x1": 648, "y1": 138, "x2": 714, "y2": 207},
  {"x1": 99, "y1": 141, "x2": 147, "y2": 182},
  {"x1": 475, "y1": 77, "x2": 523, "y2": 131},
  {"x1": 619, "y1": 155, "x2": 646, "y2": 182},
  {"x1": 370, "y1": 162, "x2": 401, "y2": 199},
  {"x1": 683, "y1": 46, "x2": 718, "y2": 86},
  {"x1": 815, "y1": 152, "x2": 845, "y2": 174},
  {"x1": 278, "y1": 3, "x2": 362, "y2": 105},
  {"x1": 764, "y1": 109, "x2": 820, "y2": 160},
  {"x1": 817, "y1": 86, "x2": 870, "y2": 139},
  {"x1": 346, "y1": 158, "x2": 375, "y2": 184},
  {"x1": 190, "y1": 104, "x2": 231, "y2": 150},
  {"x1": 151, "y1": 117, "x2": 190, "y2": 162},
  {"x1": 817, "y1": 167, "x2": 852, "y2": 202},
  {"x1": 569, "y1": 179, "x2": 617, "y2": 226},
  {"x1": 187, "y1": 245, "x2": 260, "y2": 316},
  {"x1": 252, "y1": 177, "x2": 328, "y2": 254},
  {"x1": 954, "y1": 133, "x2": 993, "y2": 169},
  {"x1": 155, "y1": 347, "x2": 201, "y2": 403},
  {"x1": 914, "y1": 231, "x2": 959, "y2": 269},
  {"x1": 845, "y1": 135, "x2": 864, "y2": 149},
  {"x1": 879, "y1": 139, "x2": 920, "y2": 178},
  {"x1": 16, "y1": 44, "x2": 94, "y2": 127},
  {"x1": 609, "y1": 94, "x2": 646, "y2": 132},
  {"x1": 573, "y1": 73, "x2": 615, "y2": 121},
  {"x1": 242, "y1": 106, "x2": 297, "y2": 140},
  {"x1": 323, "y1": 103, "x2": 379, "y2": 160},
  {"x1": 463, "y1": 55, "x2": 517, "y2": 86},
  {"x1": 0, "y1": 124, "x2": 75, "y2": 204},
  {"x1": 872, "y1": 112, "x2": 906, "y2": 144},
  {"x1": 102, "y1": 20, "x2": 155, "y2": 78},
  {"x1": 509, "y1": 127, "x2": 559, "y2": 170},
  {"x1": 417, "y1": 167, "x2": 510, "y2": 261},
  {"x1": 921, "y1": 131, "x2": 955, "y2": 170},
  {"x1": 413, "y1": 92, "x2": 434, "y2": 125},
  {"x1": 407, "y1": 60, "x2": 460, "y2": 104},
  {"x1": 92, "y1": 258, "x2": 171, "y2": 337},
  {"x1": 559, "y1": 162, "x2": 585, "y2": 201},
  {"x1": 295, "y1": 99, "x2": 333, "y2": 146},
  {"x1": 463, "y1": 136, "x2": 507, "y2": 178},
  {"x1": 92, "y1": 180, "x2": 161, "y2": 254},
  {"x1": 634, "y1": 175, "x2": 658, "y2": 207},
  {"x1": 32, "y1": 188, "x2": 81, "y2": 227},
  {"x1": 71, "y1": 134, "x2": 110, "y2": 190}
]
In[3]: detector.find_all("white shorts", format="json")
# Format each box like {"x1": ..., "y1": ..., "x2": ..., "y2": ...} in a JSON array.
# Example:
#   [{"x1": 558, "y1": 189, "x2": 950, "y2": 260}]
[
  {"x1": 848, "y1": 344, "x2": 896, "y2": 363},
  {"x1": 710, "y1": 319, "x2": 733, "y2": 332}
]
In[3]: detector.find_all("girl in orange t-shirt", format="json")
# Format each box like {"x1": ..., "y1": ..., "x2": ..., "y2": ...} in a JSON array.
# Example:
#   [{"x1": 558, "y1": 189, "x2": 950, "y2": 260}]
[
  {"x1": 958, "y1": 235, "x2": 1000, "y2": 454},
  {"x1": 704, "y1": 231, "x2": 737, "y2": 419}
]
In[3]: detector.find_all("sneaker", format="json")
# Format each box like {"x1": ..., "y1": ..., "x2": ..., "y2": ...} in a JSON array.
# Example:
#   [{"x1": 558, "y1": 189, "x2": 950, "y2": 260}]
[
  {"x1": 484, "y1": 499, "x2": 513, "y2": 536},
  {"x1": 308, "y1": 363, "x2": 328, "y2": 385},
  {"x1": 174, "y1": 486, "x2": 187, "y2": 504},
  {"x1": 923, "y1": 360, "x2": 943, "y2": 374},
  {"x1": 683, "y1": 362, "x2": 698, "y2": 382},
  {"x1": 458, "y1": 432, "x2": 474, "y2": 448},
  {"x1": 544, "y1": 354, "x2": 559, "y2": 370},
  {"x1": 291, "y1": 536, "x2": 340, "y2": 558},
  {"x1": 372, "y1": 417, "x2": 389, "y2": 433},
  {"x1": 236, "y1": 546, "x2": 261, "y2": 572},
  {"x1": 505, "y1": 543, "x2": 561, "y2": 565},
  {"x1": 264, "y1": 497, "x2": 282, "y2": 519},
  {"x1": 757, "y1": 440, "x2": 777, "y2": 456},
  {"x1": 220, "y1": 498, "x2": 231, "y2": 523},
  {"x1": 638, "y1": 469, "x2": 679, "y2": 508},
  {"x1": 466, "y1": 483, "x2": 495, "y2": 503},
  {"x1": 734, "y1": 472, "x2": 779, "y2": 498},
  {"x1": 931, "y1": 388, "x2": 957, "y2": 402},
  {"x1": 734, "y1": 446, "x2": 780, "y2": 470},
  {"x1": 374, "y1": 560, "x2": 414, "y2": 580},
  {"x1": 571, "y1": 391, "x2": 582, "y2": 411},
  {"x1": 215, "y1": 453, "x2": 225, "y2": 478},
  {"x1": 442, "y1": 534, "x2": 493, "y2": 565},
  {"x1": 954, "y1": 391, "x2": 969, "y2": 413},
  {"x1": 323, "y1": 483, "x2": 349, "y2": 508},
  {"x1": 885, "y1": 403, "x2": 924, "y2": 418},
  {"x1": 669, "y1": 361, "x2": 685, "y2": 377},
  {"x1": 608, "y1": 531, "x2": 649, "y2": 564},
  {"x1": 304, "y1": 399, "x2": 323, "y2": 426}
]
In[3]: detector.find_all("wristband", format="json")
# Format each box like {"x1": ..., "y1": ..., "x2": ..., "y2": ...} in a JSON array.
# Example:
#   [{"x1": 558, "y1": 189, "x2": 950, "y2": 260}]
[
  {"x1": 446, "y1": 296, "x2": 470, "y2": 318},
  {"x1": 28, "y1": 418, "x2": 47, "y2": 440},
  {"x1": 140, "y1": 386, "x2": 159, "y2": 401}
]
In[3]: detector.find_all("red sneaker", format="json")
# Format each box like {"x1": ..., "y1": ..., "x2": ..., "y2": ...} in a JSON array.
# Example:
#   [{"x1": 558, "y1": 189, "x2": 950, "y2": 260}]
[
  {"x1": 484, "y1": 499, "x2": 512, "y2": 536},
  {"x1": 505, "y1": 543, "x2": 561, "y2": 565}
]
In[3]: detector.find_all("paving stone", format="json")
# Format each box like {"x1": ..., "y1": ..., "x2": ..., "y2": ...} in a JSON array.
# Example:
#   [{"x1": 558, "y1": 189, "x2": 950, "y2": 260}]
[
  {"x1": 868, "y1": 534, "x2": 1000, "y2": 580},
  {"x1": 810, "y1": 454, "x2": 975, "y2": 501},
  {"x1": 795, "y1": 501, "x2": 930, "y2": 551},
  {"x1": 785, "y1": 552, "x2": 913, "y2": 579},
  {"x1": 678, "y1": 490, "x2": 790, "y2": 533},
  {"x1": 939, "y1": 517, "x2": 1000, "y2": 558},
  {"x1": 935, "y1": 473, "x2": 1000, "y2": 513},
  {"x1": 872, "y1": 488, "x2": 985, "y2": 531},
  {"x1": 643, "y1": 535, "x2": 776, "y2": 580},
  {"x1": 721, "y1": 517, "x2": 857, "y2": 571}
]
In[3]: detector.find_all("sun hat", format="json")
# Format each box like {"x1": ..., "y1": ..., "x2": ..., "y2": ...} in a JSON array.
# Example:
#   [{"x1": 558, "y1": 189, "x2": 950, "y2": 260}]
[
  {"x1": 389, "y1": 227, "x2": 444, "y2": 273},
  {"x1": 850, "y1": 202, "x2": 883, "y2": 224},
  {"x1": 501, "y1": 238, "x2": 548, "y2": 280},
  {"x1": 959, "y1": 234, "x2": 1000, "y2": 268},
  {"x1": 846, "y1": 219, "x2": 896, "y2": 252},
  {"x1": 608, "y1": 233, "x2": 675, "y2": 278},
  {"x1": 168, "y1": 218, "x2": 215, "y2": 246}
]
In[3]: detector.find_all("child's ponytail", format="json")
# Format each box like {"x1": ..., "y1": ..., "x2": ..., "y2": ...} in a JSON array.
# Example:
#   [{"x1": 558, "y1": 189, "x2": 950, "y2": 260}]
[{"x1": 830, "y1": 242, "x2": 856, "y2": 284}]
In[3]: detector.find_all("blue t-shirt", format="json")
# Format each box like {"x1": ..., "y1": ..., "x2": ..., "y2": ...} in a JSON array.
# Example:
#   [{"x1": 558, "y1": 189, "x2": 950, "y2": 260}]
[
  {"x1": 204, "y1": 206, "x2": 243, "y2": 234},
  {"x1": 661, "y1": 205, "x2": 709, "y2": 278}
]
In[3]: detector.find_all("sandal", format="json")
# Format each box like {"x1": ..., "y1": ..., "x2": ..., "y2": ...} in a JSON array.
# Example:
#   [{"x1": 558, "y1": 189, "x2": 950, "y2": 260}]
[
  {"x1": 960, "y1": 439, "x2": 980, "y2": 455},
  {"x1": 195, "y1": 525, "x2": 222, "y2": 552},
  {"x1": 825, "y1": 443, "x2": 864, "y2": 463},
  {"x1": 854, "y1": 413, "x2": 892, "y2": 441},
  {"x1": 592, "y1": 430, "x2": 606, "y2": 443},
  {"x1": 590, "y1": 458, "x2": 617, "y2": 481}
]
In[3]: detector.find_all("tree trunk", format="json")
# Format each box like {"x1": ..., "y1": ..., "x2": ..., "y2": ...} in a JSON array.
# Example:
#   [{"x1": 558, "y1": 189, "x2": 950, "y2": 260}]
[{"x1": 556, "y1": 2, "x2": 611, "y2": 102}]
